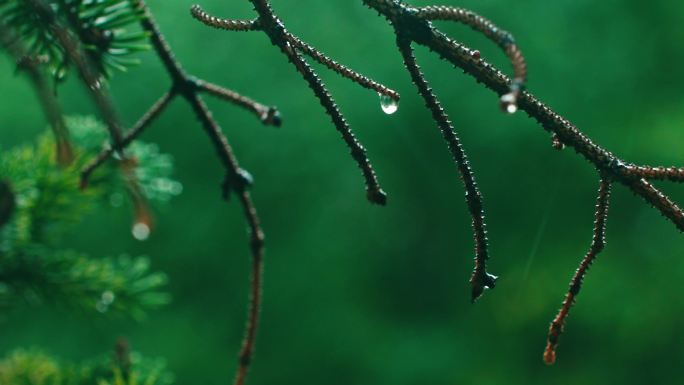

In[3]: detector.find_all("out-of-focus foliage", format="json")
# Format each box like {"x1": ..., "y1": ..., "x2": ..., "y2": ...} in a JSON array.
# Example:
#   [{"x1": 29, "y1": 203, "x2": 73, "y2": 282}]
[
  {"x1": 0, "y1": 0, "x2": 147, "y2": 81},
  {"x1": 0, "y1": 116, "x2": 179, "y2": 317},
  {"x1": 0, "y1": 348, "x2": 172, "y2": 385}
]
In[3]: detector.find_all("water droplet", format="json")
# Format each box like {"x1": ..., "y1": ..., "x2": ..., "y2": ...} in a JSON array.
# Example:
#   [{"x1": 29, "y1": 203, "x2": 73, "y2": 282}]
[
  {"x1": 101, "y1": 290, "x2": 115, "y2": 305},
  {"x1": 96, "y1": 301, "x2": 108, "y2": 313},
  {"x1": 132, "y1": 222, "x2": 150, "y2": 241},
  {"x1": 500, "y1": 93, "x2": 518, "y2": 114},
  {"x1": 169, "y1": 181, "x2": 183, "y2": 195},
  {"x1": 95, "y1": 291, "x2": 115, "y2": 313},
  {"x1": 89, "y1": 79, "x2": 102, "y2": 91},
  {"x1": 379, "y1": 94, "x2": 399, "y2": 115}
]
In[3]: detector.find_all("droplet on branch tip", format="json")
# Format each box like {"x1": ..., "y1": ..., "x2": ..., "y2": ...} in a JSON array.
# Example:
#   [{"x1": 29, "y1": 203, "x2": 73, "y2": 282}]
[{"x1": 379, "y1": 93, "x2": 399, "y2": 115}]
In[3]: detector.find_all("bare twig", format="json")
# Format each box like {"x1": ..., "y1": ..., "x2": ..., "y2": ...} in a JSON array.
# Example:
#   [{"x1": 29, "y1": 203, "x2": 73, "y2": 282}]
[
  {"x1": 124, "y1": 2, "x2": 272, "y2": 385},
  {"x1": 196, "y1": 79, "x2": 281, "y2": 126},
  {"x1": 80, "y1": 91, "x2": 176, "y2": 187},
  {"x1": 191, "y1": 1, "x2": 402, "y2": 205},
  {"x1": 544, "y1": 178, "x2": 612, "y2": 365},
  {"x1": 0, "y1": 21, "x2": 74, "y2": 166},
  {"x1": 363, "y1": 0, "x2": 684, "y2": 362},
  {"x1": 396, "y1": 35, "x2": 496, "y2": 302}
]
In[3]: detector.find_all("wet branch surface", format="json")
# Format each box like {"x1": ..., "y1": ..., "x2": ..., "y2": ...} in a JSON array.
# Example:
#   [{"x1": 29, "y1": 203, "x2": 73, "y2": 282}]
[
  {"x1": 5, "y1": 0, "x2": 684, "y2": 380},
  {"x1": 363, "y1": 0, "x2": 684, "y2": 364}
]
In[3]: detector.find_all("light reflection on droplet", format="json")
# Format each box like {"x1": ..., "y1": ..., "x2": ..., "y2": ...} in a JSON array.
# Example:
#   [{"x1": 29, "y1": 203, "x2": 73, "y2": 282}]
[
  {"x1": 95, "y1": 290, "x2": 115, "y2": 313},
  {"x1": 101, "y1": 290, "x2": 115, "y2": 305},
  {"x1": 500, "y1": 93, "x2": 518, "y2": 114},
  {"x1": 96, "y1": 301, "x2": 108, "y2": 313},
  {"x1": 379, "y1": 93, "x2": 399, "y2": 115},
  {"x1": 132, "y1": 222, "x2": 151, "y2": 241}
]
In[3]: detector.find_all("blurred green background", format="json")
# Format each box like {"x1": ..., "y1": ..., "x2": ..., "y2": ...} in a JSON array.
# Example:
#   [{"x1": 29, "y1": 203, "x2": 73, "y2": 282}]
[{"x1": 3, "y1": 0, "x2": 684, "y2": 384}]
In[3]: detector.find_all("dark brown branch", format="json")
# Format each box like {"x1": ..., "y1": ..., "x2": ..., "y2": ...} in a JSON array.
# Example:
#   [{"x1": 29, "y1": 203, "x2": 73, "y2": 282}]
[
  {"x1": 127, "y1": 2, "x2": 270, "y2": 385},
  {"x1": 79, "y1": 1, "x2": 280, "y2": 185},
  {"x1": 195, "y1": 78, "x2": 281, "y2": 126},
  {"x1": 0, "y1": 22, "x2": 74, "y2": 166},
  {"x1": 80, "y1": 91, "x2": 176, "y2": 187},
  {"x1": 190, "y1": 5, "x2": 261, "y2": 31},
  {"x1": 364, "y1": 0, "x2": 684, "y2": 362},
  {"x1": 191, "y1": 1, "x2": 396, "y2": 205},
  {"x1": 627, "y1": 178, "x2": 684, "y2": 231},
  {"x1": 281, "y1": 44, "x2": 387, "y2": 204},
  {"x1": 624, "y1": 165, "x2": 684, "y2": 182},
  {"x1": 544, "y1": 178, "x2": 612, "y2": 365},
  {"x1": 190, "y1": 4, "x2": 399, "y2": 102},
  {"x1": 396, "y1": 36, "x2": 495, "y2": 302},
  {"x1": 414, "y1": 5, "x2": 527, "y2": 112},
  {"x1": 286, "y1": 34, "x2": 400, "y2": 101}
]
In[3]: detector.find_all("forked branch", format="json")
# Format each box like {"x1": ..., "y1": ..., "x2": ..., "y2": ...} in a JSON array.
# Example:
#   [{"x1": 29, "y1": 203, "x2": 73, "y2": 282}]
[
  {"x1": 364, "y1": 0, "x2": 684, "y2": 363},
  {"x1": 106, "y1": 3, "x2": 274, "y2": 385},
  {"x1": 544, "y1": 178, "x2": 612, "y2": 365},
  {"x1": 191, "y1": 1, "x2": 401, "y2": 205}
]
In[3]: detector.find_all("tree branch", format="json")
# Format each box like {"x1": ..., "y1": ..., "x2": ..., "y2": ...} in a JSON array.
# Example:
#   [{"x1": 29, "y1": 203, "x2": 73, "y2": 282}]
[
  {"x1": 191, "y1": 1, "x2": 402, "y2": 205},
  {"x1": 363, "y1": 0, "x2": 684, "y2": 362},
  {"x1": 396, "y1": 35, "x2": 496, "y2": 302},
  {"x1": 544, "y1": 178, "x2": 612, "y2": 365},
  {"x1": 0, "y1": 21, "x2": 73, "y2": 166},
  {"x1": 80, "y1": 90, "x2": 177, "y2": 187},
  {"x1": 122, "y1": 3, "x2": 273, "y2": 385}
]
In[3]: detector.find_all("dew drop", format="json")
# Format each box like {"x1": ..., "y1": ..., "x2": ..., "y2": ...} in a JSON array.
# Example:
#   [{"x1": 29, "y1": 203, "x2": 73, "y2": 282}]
[
  {"x1": 101, "y1": 290, "x2": 115, "y2": 305},
  {"x1": 379, "y1": 94, "x2": 399, "y2": 115},
  {"x1": 132, "y1": 222, "x2": 151, "y2": 241},
  {"x1": 96, "y1": 301, "x2": 108, "y2": 313},
  {"x1": 500, "y1": 93, "x2": 518, "y2": 114}
]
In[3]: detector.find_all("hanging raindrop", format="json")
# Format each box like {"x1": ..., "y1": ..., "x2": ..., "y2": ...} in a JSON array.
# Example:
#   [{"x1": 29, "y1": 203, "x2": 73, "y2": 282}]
[
  {"x1": 500, "y1": 93, "x2": 518, "y2": 114},
  {"x1": 379, "y1": 93, "x2": 399, "y2": 115},
  {"x1": 132, "y1": 222, "x2": 151, "y2": 241}
]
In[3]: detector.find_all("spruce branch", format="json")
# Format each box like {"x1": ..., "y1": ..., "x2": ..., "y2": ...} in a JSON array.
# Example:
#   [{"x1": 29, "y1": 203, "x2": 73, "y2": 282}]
[
  {"x1": 22, "y1": 0, "x2": 127, "y2": 152},
  {"x1": 190, "y1": 1, "x2": 402, "y2": 205},
  {"x1": 0, "y1": 248, "x2": 169, "y2": 318},
  {"x1": 363, "y1": 0, "x2": 684, "y2": 362},
  {"x1": 0, "y1": 117, "x2": 177, "y2": 319}
]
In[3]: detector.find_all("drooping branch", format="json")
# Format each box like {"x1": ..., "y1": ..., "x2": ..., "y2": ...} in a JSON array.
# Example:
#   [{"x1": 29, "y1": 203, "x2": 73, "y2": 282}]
[
  {"x1": 363, "y1": 0, "x2": 684, "y2": 362},
  {"x1": 190, "y1": 1, "x2": 402, "y2": 205},
  {"x1": 0, "y1": 21, "x2": 73, "y2": 166},
  {"x1": 396, "y1": 35, "x2": 496, "y2": 302},
  {"x1": 103, "y1": 3, "x2": 274, "y2": 385},
  {"x1": 544, "y1": 178, "x2": 612, "y2": 365}
]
